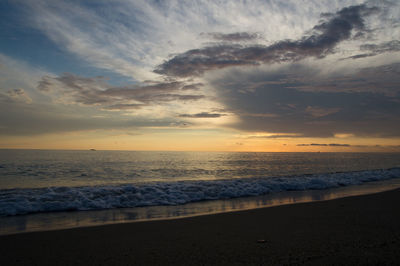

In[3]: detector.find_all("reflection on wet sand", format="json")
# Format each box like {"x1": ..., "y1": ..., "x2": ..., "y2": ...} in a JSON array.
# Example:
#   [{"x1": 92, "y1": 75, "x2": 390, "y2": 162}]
[{"x1": 1, "y1": 178, "x2": 400, "y2": 236}]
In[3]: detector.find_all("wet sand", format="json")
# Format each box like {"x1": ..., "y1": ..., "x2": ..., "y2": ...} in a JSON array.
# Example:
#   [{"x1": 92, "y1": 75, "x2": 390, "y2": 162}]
[{"x1": 1, "y1": 189, "x2": 400, "y2": 265}]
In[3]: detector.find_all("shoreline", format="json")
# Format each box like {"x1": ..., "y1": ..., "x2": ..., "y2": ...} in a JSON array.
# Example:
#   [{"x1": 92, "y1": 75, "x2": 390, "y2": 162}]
[
  {"x1": 1, "y1": 177, "x2": 400, "y2": 236},
  {"x1": 1, "y1": 187, "x2": 400, "y2": 265}
]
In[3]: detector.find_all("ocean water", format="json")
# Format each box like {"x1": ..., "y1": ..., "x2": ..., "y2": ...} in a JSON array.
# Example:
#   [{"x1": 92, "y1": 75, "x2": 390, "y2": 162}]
[{"x1": 0, "y1": 150, "x2": 400, "y2": 217}]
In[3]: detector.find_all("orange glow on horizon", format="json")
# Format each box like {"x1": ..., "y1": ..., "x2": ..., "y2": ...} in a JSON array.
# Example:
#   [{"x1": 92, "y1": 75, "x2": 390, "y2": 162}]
[{"x1": 1, "y1": 129, "x2": 399, "y2": 152}]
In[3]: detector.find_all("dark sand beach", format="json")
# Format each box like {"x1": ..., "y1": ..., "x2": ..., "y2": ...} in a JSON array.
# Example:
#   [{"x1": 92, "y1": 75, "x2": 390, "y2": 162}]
[{"x1": 1, "y1": 189, "x2": 400, "y2": 265}]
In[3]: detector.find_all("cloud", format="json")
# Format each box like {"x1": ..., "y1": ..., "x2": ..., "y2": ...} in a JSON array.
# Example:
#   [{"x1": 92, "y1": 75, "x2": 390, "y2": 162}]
[
  {"x1": 361, "y1": 39, "x2": 400, "y2": 53},
  {"x1": 344, "y1": 40, "x2": 400, "y2": 59},
  {"x1": 5, "y1": 88, "x2": 32, "y2": 104},
  {"x1": 22, "y1": 0, "x2": 164, "y2": 81},
  {"x1": 181, "y1": 83, "x2": 204, "y2": 90},
  {"x1": 295, "y1": 144, "x2": 400, "y2": 151},
  {"x1": 0, "y1": 81, "x2": 186, "y2": 136},
  {"x1": 343, "y1": 53, "x2": 376, "y2": 60},
  {"x1": 210, "y1": 60, "x2": 400, "y2": 95},
  {"x1": 155, "y1": 4, "x2": 380, "y2": 77},
  {"x1": 247, "y1": 134, "x2": 303, "y2": 139},
  {"x1": 305, "y1": 106, "x2": 341, "y2": 117},
  {"x1": 0, "y1": 87, "x2": 32, "y2": 105},
  {"x1": 0, "y1": 53, "x2": 49, "y2": 95},
  {"x1": 208, "y1": 60, "x2": 400, "y2": 138},
  {"x1": 297, "y1": 143, "x2": 350, "y2": 146},
  {"x1": 178, "y1": 112, "x2": 226, "y2": 118},
  {"x1": 202, "y1": 32, "x2": 260, "y2": 42},
  {"x1": 105, "y1": 103, "x2": 146, "y2": 110},
  {"x1": 37, "y1": 73, "x2": 205, "y2": 110},
  {"x1": 307, "y1": 62, "x2": 400, "y2": 96},
  {"x1": 0, "y1": 101, "x2": 177, "y2": 136}
]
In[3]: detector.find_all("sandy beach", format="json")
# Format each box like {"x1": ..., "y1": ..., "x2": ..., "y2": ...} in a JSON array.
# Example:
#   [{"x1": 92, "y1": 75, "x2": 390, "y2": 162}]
[{"x1": 1, "y1": 188, "x2": 400, "y2": 265}]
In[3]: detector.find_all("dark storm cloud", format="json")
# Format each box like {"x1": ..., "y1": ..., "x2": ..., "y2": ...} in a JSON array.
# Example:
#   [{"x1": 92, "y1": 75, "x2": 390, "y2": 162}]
[
  {"x1": 37, "y1": 73, "x2": 205, "y2": 110},
  {"x1": 178, "y1": 112, "x2": 226, "y2": 118},
  {"x1": 202, "y1": 32, "x2": 260, "y2": 42},
  {"x1": 155, "y1": 4, "x2": 379, "y2": 77},
  {"x1": 155, "y1": 44, "x2": 249, "y2": 77},
  {"x1": 210, "y1": 63, "x2": 400, "y2": 138}
]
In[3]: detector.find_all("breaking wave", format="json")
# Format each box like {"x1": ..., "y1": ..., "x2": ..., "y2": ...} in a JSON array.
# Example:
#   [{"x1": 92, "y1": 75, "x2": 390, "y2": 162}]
[{"x1": 1, "y1": 168, "x2": 400, "y2": 216}]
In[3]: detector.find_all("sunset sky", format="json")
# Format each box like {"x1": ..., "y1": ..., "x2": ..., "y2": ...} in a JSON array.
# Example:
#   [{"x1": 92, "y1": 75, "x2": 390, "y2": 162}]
[{"x1": 1, "y1": 0, "x2": 399, "y2": 152}]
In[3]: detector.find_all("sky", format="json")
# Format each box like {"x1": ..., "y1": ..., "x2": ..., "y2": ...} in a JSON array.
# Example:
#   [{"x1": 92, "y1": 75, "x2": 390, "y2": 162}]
[{"x1": 0, "y1": 0, "x2": 400, "y2": 152}]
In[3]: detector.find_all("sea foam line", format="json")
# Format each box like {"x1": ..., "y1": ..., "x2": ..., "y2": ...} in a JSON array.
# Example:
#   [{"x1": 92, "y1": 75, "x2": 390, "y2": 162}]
[{"x1": 1, "y1": 168, "x2": 399, "y2": 216}]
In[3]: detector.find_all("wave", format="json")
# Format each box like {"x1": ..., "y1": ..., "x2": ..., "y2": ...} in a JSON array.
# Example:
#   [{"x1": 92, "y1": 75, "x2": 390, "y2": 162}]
[{"x1": 1, "y1": 168, "x2": 400, "y2": 216}]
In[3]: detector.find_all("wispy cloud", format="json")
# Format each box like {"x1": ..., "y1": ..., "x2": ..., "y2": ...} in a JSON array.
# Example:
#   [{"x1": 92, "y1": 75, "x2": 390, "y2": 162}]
[
  {"x1": 344, "y1": 40, "x2": 400, "y2": 60},
  {"x1": 361, "y1": 39, "x2": 400, "y2": 53},
  {"x1": 201, "y1": 32, "x2": 260, "y2": 42},
  {"x1": 37, "y1": 73, "x2": 205, "y2": 110},
  {"x1": 178, "y1": 112, "x2": 226, "y2": 118},
  {"x1": 5, "y1": 88, "x2": 32, "y2": 104}
]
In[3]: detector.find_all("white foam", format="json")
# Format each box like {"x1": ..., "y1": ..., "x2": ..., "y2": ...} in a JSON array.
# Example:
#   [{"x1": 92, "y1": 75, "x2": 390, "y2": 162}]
[{"x1": 1, "y1": 168, "x2": 399, "y2": 216}]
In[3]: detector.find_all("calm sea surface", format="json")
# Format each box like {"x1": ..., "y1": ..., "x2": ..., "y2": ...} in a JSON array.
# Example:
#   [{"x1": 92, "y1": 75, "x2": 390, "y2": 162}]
[{"x1": 0, "y1": 150, "x2": 400, "y2": 216}]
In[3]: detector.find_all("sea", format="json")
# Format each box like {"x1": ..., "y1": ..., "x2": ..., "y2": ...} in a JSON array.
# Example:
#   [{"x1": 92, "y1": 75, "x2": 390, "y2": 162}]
[{"x1": 1, "y1": 150, "x2": 400, "y2": 234}]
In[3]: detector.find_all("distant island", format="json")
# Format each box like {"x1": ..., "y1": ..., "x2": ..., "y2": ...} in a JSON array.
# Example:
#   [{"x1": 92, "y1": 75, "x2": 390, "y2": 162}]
[{"x1": 90, "y1": 149, "x2": 96, "y2": 151}]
